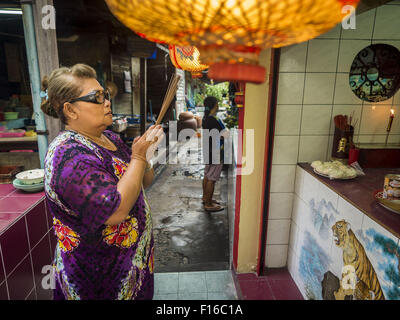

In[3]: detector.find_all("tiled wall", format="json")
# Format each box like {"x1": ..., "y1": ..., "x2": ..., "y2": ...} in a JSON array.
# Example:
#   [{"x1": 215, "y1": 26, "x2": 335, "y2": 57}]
[
  {"x1": 0, "y1": 196, "x2": 56, "y2": 300},
  {"x1": 289, "y1": 165, "x2": 400, "y2": 300},
  {"x1": 267, "y1": 1, "x2": 400, "y2": 268}
]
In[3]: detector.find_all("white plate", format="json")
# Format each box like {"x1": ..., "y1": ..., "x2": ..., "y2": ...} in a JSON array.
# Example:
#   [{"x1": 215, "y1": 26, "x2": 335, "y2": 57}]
[{"x1": 313, "y1": 168, "x2": 357, "y2": 180}]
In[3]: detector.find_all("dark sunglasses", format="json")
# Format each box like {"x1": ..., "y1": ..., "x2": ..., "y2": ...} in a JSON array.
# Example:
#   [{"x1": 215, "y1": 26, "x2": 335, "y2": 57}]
[{"x1": 69, "y1": 89, "x2": 111, "y2": 105}]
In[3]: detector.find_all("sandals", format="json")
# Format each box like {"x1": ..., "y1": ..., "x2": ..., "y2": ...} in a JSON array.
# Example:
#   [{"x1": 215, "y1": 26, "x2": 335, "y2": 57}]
[
  {"x1": 202, "y1": 199, "x2": 221, "y2": 205},
  {"x1": 204, "y1": 204, "x2": 225, "y2": 212}
]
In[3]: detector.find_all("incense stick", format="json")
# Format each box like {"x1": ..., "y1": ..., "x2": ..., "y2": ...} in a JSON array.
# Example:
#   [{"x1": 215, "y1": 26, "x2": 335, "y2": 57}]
[{"x1": 156, "y1": 73, "x2": 181, "y2": 125}]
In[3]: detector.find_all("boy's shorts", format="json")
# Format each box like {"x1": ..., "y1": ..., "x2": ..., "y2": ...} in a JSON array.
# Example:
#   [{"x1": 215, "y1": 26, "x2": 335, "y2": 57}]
[{"x1": 204, "y1": 164, "x2": 223, "y2": 181}]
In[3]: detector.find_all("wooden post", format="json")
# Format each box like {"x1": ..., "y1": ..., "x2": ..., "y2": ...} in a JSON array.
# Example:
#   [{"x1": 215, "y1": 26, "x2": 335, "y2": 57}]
[
  {"x1": 140, "y1": 58, "x2": 147, "y2": 135},
  {"x1": 131, "y1": 57, "x2": 140, "y2": 116},
  {"x1": 31, "y1": 0, "x2": 61, "y2": 143}
]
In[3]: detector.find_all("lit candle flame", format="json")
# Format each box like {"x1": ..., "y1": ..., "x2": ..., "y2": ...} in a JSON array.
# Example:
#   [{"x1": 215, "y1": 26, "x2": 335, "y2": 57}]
[{"x1": 387, "y1": 109, "x2": 395, "y2": 133}]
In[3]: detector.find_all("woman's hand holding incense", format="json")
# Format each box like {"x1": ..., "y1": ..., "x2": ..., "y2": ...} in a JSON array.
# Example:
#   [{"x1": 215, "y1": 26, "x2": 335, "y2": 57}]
[
  {"x1": 105, "y1": 125, "x2": 163, "y2": 226},
  {"x1": 131, "y1": 125, "x2": 164, "y2": 163}
]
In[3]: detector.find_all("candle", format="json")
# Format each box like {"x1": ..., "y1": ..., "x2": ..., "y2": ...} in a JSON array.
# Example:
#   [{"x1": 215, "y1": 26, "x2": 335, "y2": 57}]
[{"x1": 387, "y1": 108, "x2": 395, "y2": 132}]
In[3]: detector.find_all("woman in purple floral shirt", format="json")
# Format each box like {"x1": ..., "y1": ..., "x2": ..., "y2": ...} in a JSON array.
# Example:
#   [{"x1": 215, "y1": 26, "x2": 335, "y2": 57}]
[{"x1": 41, "y1": 64, "x2": 163, "y2": 300}]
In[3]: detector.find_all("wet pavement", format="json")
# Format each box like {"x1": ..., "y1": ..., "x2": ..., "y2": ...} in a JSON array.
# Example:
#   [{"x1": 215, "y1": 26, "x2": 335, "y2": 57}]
[{"x1": 146, "y1": 135, "x2": 230, "y2": 273}]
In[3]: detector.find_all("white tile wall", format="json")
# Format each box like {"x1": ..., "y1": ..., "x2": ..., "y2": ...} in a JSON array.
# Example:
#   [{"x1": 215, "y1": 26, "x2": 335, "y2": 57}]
[
  {"x1": 306, "y1": 39, "x2": 339, "y2": 72},
  {"x1": 357, "y1": 135, "x2": 387, "y2": 144},
  {"x1": 277, "y1": 73, "x2": 305, "y2": 104},
  {"x1": 326, "y1": 134, "x2": 334, "y2": 160},
  {"x1": 291, "y1": 193, "x2": 308, "y2": 228},
  {"x1": 288, "y1": 165, "x2": 400, "y2": 299},
  {"x1": 359, "y1": 105, "x2": 394, "y2": 135},
  {"x1": 394, "y1": 91, "x2": 400, "y2": 105},
  {"x1": 272, "y1": 136, "x2": 300, "y2": 165},
  {"x1": 287, "y1": 247, "x2": 296, "y2": 274},
  {"x1": 298, "y1": 135, "x2": 329, "y2": 163},
  {"x1": 266, "y1": 219, "x2": 291, "y2": 245},
  {"x1": 301, "y1": 105, "x2": 333, "y2": 135},
  {"x1": 303, "y1": 73, "x2": 336, "y2": 105},
  {"x1": 270, "y1": 165, "x2": 296, "y2": 193},
  {"x1": 269, "y1": 192, "x2": 294, "y2": 220},
  {"x1": 265, "y1": 244, "x2": 288, "y2": 268},
  {"x1": 288, "y1": 218, "x2": 299, "y2": 251},
  {"x1": 275, "y1": 105, "x2": 302, "y2": 136},
  {"x1": 294, "y1": 165, "x2": 305, "y2": 197},
  {"x1": 301, "y1": 169, "x2": 339, "y2": 208},
  {"x1": 279, "y1": 42, "x2": 308, "y2": 72},
  {"x1": 337, "y1": 40, "x2": 371, "y2": 73},
  {"x1": 267, "y1": 3, "x2": 400, "y2": 270},
  {"x1": 373, "y1": 5, "x2": 400, "y2": 39},
  {"x1": 336, "y1": 196, "x2": 364, "y2": 231},
  {"x1": 388, "y1": 135, "x2": 400, "y2": 144}
]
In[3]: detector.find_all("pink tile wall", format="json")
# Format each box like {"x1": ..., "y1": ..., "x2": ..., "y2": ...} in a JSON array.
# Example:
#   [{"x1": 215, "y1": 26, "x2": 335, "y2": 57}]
[{"x1": 0, "y1": 184, "x2": 53, "y2": 300}]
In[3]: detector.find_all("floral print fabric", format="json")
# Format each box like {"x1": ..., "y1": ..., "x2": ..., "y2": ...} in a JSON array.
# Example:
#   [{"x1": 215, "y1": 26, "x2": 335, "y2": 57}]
[{"x1": 44, "y1": 130, "x2": 154, "y2": 300}]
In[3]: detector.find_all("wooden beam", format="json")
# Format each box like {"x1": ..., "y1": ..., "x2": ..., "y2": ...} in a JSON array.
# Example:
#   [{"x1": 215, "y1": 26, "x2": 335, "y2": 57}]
[{"x1": 31, "y1": 0, "x2": 61, "y2": 143}]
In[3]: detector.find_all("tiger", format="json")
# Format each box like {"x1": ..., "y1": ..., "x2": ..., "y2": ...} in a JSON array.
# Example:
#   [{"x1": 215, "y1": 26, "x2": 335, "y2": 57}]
[{"x1": 332, "y1": 220, "x2": 385, "y2": 300}]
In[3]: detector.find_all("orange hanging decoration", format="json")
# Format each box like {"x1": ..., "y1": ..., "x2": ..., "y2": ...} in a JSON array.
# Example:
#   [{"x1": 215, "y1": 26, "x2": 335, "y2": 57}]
[
  {"x1": 169, "y1": 45, "x2": 208, "y2": 73},
  {"x1": 105, "y1": 0, "x2": 360, "y2": 83}
]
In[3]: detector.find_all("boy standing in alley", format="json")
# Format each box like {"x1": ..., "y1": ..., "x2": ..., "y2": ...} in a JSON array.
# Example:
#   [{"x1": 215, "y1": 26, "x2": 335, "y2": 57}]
[{"x1": 201, "y1": 96, "x2": 229, "y2": 212}]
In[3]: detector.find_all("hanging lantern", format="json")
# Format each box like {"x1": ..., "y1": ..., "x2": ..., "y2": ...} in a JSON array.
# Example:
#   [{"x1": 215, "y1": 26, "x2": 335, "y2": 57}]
[
  {"x1": 233, "y1": 82, "x2": 245, "y2": 108},
  {"x1": 169, "y1": 45, "x2": 208, "y2": 73},
  {"x1": 105, "y1": 0, "x2": 360, "y2": 83},
  {"x1": 191, "y1": 72, "x2": 203, "y2": 79}
]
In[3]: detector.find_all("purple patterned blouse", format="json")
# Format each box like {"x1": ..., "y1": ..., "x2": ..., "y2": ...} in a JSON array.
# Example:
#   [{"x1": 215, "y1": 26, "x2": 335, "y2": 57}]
[{"x1": 44, "y1": 129, "x2": 154, "y2": 300}]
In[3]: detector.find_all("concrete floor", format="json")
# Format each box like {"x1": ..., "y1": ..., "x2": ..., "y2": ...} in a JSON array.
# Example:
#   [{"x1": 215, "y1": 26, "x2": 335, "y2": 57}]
[
  {"x1": 146, "y1": 136, "x2": 230, "y2": 273},
  {"x1": 153, "y1": 270, "x2": 238, "y2": 300}
]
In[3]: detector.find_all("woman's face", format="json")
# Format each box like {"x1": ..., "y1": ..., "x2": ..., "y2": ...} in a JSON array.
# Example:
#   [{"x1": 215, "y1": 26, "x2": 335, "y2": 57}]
[
  {"x1": 67, "y1": 78, "x2": 113, "y2": 132},
  {"x1": 211, "y1": 102, "x2": 219, "y2": 115}
]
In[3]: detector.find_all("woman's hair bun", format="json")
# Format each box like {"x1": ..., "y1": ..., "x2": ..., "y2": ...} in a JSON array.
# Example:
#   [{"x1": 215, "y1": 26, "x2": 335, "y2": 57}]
[
  {"x1": 41, "y1": 99, "x2": 59, "y2": 118},
  {"x1": 41, "y1": 75, "x2": 49, "y2": 92},
  {"x1": 40, "y1": 75, "x2": 59, "y2": 118}
]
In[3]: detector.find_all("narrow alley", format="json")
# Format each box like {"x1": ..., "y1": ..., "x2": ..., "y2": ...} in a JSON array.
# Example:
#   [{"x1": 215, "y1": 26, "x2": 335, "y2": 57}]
[
  {"x1": 146, "y1": 134, "x2": 238, "y2": 300},
  {"x1": 147, "y1": 135, "x2": 230, "y2": 273}
]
